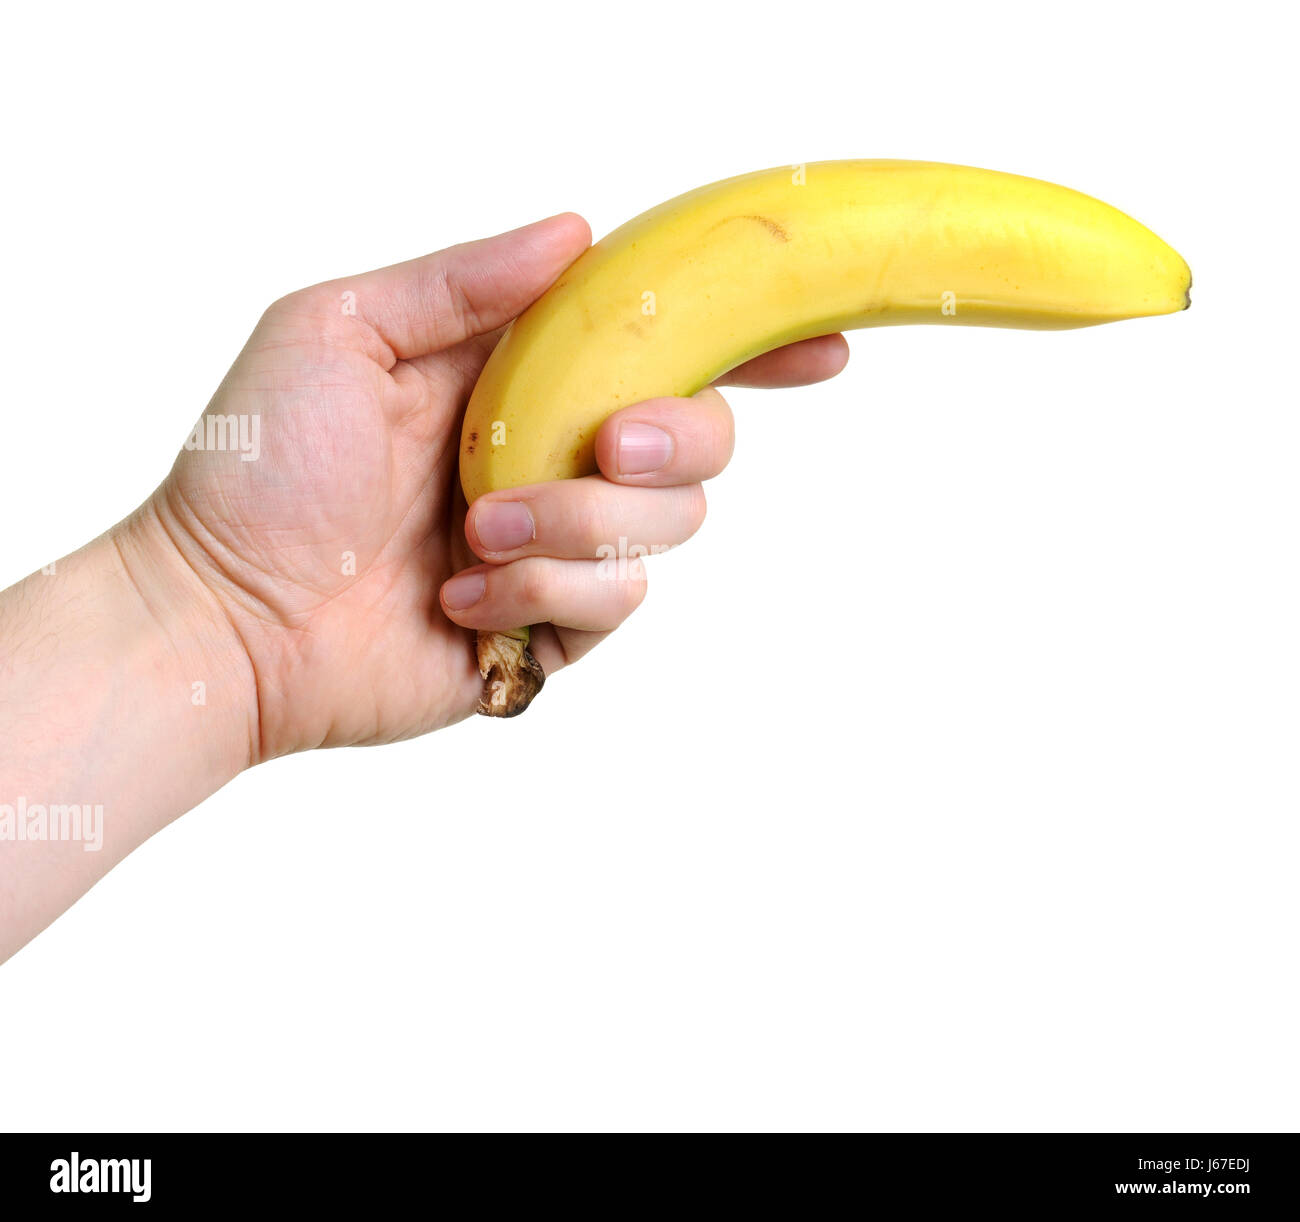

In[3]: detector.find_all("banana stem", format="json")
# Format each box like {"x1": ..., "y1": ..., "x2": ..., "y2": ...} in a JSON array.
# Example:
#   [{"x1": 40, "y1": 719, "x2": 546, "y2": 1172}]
[{"x1": 475, "y1": 627, "x2": 545, "y2": 717}]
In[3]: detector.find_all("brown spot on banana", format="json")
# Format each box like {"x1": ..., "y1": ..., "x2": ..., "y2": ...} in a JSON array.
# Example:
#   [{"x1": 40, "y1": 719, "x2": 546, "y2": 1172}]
[{"x1": 707, "y1": 214, "x2": 791, "y2": 242}]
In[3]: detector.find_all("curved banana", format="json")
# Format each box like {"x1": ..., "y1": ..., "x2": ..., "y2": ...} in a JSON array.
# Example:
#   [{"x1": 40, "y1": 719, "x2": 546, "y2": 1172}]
[{"x1": 460, "y1": 160, "x2": 1191, "y2": 715}]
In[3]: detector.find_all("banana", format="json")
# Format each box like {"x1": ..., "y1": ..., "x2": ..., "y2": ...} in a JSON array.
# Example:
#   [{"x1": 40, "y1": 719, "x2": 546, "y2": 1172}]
[{"x1": 460, "y1": 159, "x2": 1190, "y2": 716}]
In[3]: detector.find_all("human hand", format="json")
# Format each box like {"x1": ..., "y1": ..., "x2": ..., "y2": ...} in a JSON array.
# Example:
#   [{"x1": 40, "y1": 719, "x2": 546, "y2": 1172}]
[{"x1": 143, "y1": 215, "x2": 849, "y2": 760}]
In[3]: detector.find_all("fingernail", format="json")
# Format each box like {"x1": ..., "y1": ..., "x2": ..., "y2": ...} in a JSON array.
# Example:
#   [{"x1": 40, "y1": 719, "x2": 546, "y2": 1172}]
[
  {"x1": 475, "y1": 501, "x2": 535, "y2": 552},
  {"x1": 617, "y1": 423, "x2": 673, "y2": 474},
  {"x1": 443, "y1": 571, "x2": 486, "y2": 610}
]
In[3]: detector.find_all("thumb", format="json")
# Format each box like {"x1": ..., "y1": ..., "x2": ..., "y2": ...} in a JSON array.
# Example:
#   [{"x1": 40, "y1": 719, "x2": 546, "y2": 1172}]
[{"x1": 328, "y1": 212, "x2": 591, "y2": 361}]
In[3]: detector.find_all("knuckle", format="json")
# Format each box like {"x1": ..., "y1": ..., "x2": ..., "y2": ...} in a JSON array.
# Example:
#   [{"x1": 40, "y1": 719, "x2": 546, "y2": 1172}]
[
  {"x1": 263, "y1": 286, "x2": 325, "y2": 324},
  {"x1": 590, "y1": 502, "x2": 625, "y2": 557},
  {"x1": 576, "y1": 485, "x2": 615, "y2": 551},
  {"x1": 517, "y1": 560, "x2": 551, "y2": 610},
  {"x1": 429, "y1": 260, "x2": 483, "y2": 342},
  {"x1": 681, "y1": 485, "x2": 708, "y2": 535},
  {"x1": 711, "y1": 411, "x2": 737, "y2": 467},
  {"x1": 720, "y1": 420, "x2": 737, "y2": 467},
  {"x1": 257, "y1": 286, "x2": 342, "y2": 347},
  {"x1": 621, "y1": 563, "x2": 648, "y2": 613}
]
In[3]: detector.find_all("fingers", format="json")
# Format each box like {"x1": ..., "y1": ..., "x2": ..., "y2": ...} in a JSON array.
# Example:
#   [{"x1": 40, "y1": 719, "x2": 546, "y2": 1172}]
[
  {"x1": 714, "y1": 333, "x2": 850, "y2": 387},
  {"x1": 313, "y1": 213, "x2": 592, "y2": 361},
  {"x1": 466, "y1": 476, "x2": 705, "y2": 563},
  {"x1": 462, "y1": 385, "x2": 730, "y2": 566},
  {"x1": 527, "y1": 623, "x2": 612, "y2": 675},
  {"x1": 440, "y1": 556, "x2": 647, "y2": 635},
  {"x1": 593, "y1": 387, "x2": 735, "y2": 487},
  {"x1": 443, "y1": 334, "x2": 849, "y2": 683}
]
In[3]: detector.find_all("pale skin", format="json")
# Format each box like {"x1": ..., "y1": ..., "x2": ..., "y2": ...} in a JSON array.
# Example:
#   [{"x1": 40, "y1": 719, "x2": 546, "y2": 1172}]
[{"x1": 0, "y1": 214, "x2": 849, "y2": 963}]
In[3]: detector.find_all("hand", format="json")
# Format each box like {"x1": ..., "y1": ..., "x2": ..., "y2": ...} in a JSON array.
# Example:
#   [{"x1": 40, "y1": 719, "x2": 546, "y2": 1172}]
[{"x1": 145, "y1": 215, "x2": 849, "y2": 759}]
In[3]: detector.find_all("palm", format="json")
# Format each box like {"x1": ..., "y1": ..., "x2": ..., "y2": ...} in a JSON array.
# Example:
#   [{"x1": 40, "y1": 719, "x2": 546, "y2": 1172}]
[{"x1": 163, "y1": 302, "x2": 494, "y2": 755}]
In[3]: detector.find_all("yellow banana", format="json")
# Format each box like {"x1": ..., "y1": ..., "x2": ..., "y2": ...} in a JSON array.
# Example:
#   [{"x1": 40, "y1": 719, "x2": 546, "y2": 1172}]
[{"x1": 460, "y1": 159, "x2": 1190, "y2": 716}]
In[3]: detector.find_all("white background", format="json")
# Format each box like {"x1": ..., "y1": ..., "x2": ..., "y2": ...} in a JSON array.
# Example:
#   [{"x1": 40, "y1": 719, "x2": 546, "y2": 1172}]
[{"x1": 1, "y1": 0, "x2": 1295, "y2": 1132}]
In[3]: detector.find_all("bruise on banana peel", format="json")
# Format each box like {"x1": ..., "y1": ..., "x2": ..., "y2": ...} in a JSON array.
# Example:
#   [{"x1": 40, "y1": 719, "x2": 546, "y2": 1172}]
[
  {"x1": 476, "y1": 628, "x2": 544, "y2": 717},
  {"x1": 462, "y1": 159, "x2": 1193, "y2": 718}
]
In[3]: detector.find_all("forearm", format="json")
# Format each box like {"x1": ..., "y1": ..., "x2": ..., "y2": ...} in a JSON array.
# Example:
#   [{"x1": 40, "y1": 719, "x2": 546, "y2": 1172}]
[{"x1": 0, "y1": 501, "x2": 257, "y2": 962}]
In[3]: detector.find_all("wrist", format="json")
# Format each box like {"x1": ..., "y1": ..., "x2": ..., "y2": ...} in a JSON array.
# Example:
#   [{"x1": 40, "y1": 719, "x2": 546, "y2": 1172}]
[{"x1": 107, "y1": 497, "x2": 261, "y2": 779}]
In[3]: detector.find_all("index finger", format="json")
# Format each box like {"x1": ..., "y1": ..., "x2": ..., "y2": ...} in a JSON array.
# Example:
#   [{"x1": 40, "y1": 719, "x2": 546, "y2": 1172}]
[{"x1": 713, "y1": 333, "x2": 849, "y2": 388}]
